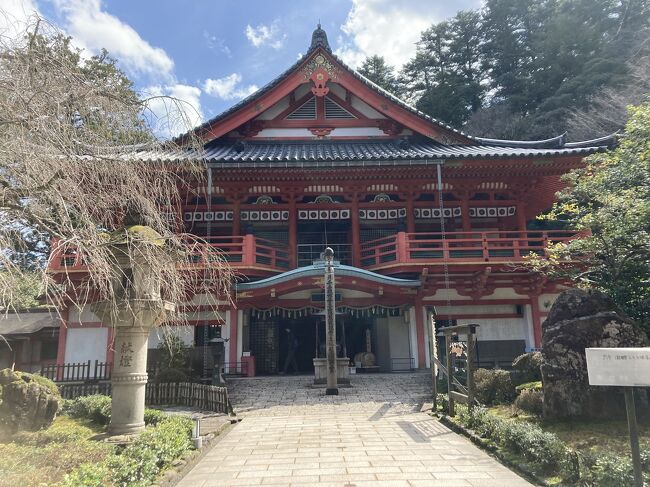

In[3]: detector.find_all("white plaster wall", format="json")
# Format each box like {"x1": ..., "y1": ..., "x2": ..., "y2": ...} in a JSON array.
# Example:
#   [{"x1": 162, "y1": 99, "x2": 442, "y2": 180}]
[
  {"x1": 68, "y1": 306, "x2": 101, "y2": 324},
  {"x1": 435, "y1": 304, "x2": 518, "y2": 315},
  {"x1": 408, "y1": 307, "x2": 419, "y2": 368},
  {"x1": 328, "y1": 83, "x2": 346, "y2": 99},
  {"x1": 388, "y1": 316, "x2": 411, "y2": 370},
  {"x1": 523, "y1": 304, "x2": 536, "y2": 351},
  {"x1": 294, "y1": 84, "x2": 311, "y2": 99},
  {"x1": 457, "y1": 317, "x2": 526, "y2": 341},
  {"x1": 148, "y1": 326, "x2": 194, "y2": 349},
  {"x1": 237, "y1": 310, "x2": 243, "y2": 360},
  {"x1": 350, "y1": 95, "x2": 385, "y2": 118},
  {"x1": 255, "y1": 128, "x2": 313, "y2": 138},
  {"x1": 255, "y1": 96, "x2": 290, "y2": 120},
  {"x1": 330, "y1": 127, "x2": 386, "y2": 137},
  {"x1": 64, "y1": 328, "x2": 108, "y2": 363}
]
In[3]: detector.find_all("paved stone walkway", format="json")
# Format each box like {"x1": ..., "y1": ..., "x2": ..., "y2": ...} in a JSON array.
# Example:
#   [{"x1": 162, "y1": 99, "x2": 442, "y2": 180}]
[{"x1": 177, "y1": 373, "x2": 532, "y2": 487}]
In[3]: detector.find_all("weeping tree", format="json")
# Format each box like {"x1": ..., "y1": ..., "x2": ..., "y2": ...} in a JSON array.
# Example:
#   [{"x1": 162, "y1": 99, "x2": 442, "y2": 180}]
[{"x1": 0, "y1": 16, "x2": 233, "y2": 322}]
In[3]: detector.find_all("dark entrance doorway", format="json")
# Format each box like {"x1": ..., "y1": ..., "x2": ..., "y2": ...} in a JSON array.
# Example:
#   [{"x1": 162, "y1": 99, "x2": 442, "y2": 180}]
[
  {"x1": 297, "y1": 220, "x2": 351, "y2": 266},
  {"x1": 249, "y1": 311, "x2": 379, "y2": 375}
]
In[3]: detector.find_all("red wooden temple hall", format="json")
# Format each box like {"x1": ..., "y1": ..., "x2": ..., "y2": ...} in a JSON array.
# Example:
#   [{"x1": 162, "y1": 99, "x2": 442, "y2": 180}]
[{"x1": 49, "y1": 25, "x2": 615, "y2": 376}]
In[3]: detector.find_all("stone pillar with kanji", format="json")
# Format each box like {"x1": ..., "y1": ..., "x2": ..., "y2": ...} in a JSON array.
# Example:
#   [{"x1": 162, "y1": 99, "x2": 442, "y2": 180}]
[{"x1": 93, "y1": 225, "x2": 174, "y2": 436}]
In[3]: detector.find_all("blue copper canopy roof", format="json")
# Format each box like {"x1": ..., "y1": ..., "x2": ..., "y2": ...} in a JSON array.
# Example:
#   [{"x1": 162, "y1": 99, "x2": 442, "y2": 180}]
[{"x1": 236, "y1": 263, "x2": 421, "y2": 292}]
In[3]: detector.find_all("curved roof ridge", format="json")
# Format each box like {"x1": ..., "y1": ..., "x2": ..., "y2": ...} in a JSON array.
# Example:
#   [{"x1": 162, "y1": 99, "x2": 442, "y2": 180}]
[
  {"x1": 564, "y1": 133, "x2": 618, "y2": 148},
  {"x1": 473, "y1": 133, "x2": 567, "y2": 149}
]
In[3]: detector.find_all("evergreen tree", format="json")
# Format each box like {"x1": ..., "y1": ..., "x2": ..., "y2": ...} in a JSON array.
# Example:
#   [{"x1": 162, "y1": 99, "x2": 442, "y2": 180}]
[
  {"x1": 357, "y1": 55, "x2": 402, "y2": 96},
  {"x1": 400, "y1": 10, "x2": 485, "y2": 128}
]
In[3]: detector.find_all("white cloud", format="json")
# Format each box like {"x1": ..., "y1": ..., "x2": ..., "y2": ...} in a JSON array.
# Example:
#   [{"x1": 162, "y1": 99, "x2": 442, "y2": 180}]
[
  {"x1": 52, "y1": 0, "x2": 174, "y2": 80},
  {"x1": 203, "y1": 30, "x2": 231, "y2": 57},
  {"x1": 142, "y1": 84, "x2": 203, "y2": 138},
  {"x1": 0, "y1": 0, "x2": 41, "y2": 40},
  {"x1": 335, "y1": 0, "x2": 481, "y2": 69},
  {"x1": 245, "y1": 21, "x2": 286, "y2": 49},
  {"x1": 203, "y1": 74, "x2": 258, "y2": 100}
]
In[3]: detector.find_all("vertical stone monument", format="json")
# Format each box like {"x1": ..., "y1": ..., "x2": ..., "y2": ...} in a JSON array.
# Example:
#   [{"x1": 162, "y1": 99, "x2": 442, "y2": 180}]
[
  {"x1": 93, "y1": 225, "x2": 174, "y2": 436},
  {"x1": 324, "y1": 247, "x2": 338, "y2": 395}
]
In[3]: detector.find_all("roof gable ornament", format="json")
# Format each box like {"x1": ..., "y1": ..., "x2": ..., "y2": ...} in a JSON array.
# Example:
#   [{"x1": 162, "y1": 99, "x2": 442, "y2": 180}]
[{"x1": 309, "y1": 23, "x2": 331, "y2": 52}]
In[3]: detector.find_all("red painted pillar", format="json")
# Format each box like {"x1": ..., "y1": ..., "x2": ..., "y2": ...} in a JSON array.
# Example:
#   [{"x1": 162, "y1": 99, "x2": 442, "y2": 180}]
[
  {"x1": 461, "y1": 196, "x2": 471, "y2": 232},
  {"x1": 242, "y1": 234, "x2": 255, "y2": 265},
  {"x1": 56, "y1": 309, "x2": 68, "y2": 366},
  {"x1": 351, "y1": 197, "x2": 360, "y2": 267},
  {"x1": 232, "y1": 200, "x2": 241, "y2": 236},
  {"x1": 517, "y1": 200, "x2": 527, "y2": 234},
  {"x1": 415, "y1": 299, "x2": 426, "y2": 368},
  {"x1": 288, "y1": 197, "x2": 297, "y2": 268},
  {"x1": 531, "y1": 295, "x2": 542, "y2": 348},
  {"x1": 406, "y1": 195, "x2": 415, "y2": 233},
  {"x1": 229, "y1": 307, "x2": 239, "y2": 366}
]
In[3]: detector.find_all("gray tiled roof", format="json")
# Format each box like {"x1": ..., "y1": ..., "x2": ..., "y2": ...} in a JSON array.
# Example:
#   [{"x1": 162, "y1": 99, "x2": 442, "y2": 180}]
[{"x1": 127, "y1": 137, "x2": 612, "y2": 166}]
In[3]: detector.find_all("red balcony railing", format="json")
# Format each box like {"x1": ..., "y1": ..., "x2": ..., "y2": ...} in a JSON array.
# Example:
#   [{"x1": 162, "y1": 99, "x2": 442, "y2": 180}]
[
  {"x1": 49, "y1": 235, "x2": 290, "y2": 273},
  {"x1": 360, "y1": 230, "x2": 581, "y2": 270}
]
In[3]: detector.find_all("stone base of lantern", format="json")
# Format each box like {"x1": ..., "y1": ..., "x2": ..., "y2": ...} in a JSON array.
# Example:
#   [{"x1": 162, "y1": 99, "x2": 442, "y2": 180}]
[{"x1": 313, "y1": 358, "x2": 351, "y2": 386}]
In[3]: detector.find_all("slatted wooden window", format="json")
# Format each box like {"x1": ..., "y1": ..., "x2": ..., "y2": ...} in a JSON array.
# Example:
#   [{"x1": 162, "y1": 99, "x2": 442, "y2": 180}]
[
  {"x1": 286, "y1": 97, "x2": 317, "y2": 119},
  {"x1": 325, "y1": 97, "x2": 356, "y2": 119}
]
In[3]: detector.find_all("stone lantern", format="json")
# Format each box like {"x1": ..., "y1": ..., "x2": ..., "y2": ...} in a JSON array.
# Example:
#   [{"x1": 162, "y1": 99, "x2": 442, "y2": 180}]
[{"x1": 92, "y1": 225, "x2": 175, "y2": 436}]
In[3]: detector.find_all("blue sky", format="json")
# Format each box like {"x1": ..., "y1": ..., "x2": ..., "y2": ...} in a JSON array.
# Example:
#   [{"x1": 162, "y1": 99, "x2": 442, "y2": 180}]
[{"x1": 3, "y1": 0, "x2": 480, "y2": 135}]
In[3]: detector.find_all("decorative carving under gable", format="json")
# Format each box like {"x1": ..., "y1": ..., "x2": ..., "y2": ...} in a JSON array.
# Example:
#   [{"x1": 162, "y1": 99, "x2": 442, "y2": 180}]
[
  {"x1": 371, "y1": 193, "x2": 392, "y2": 203},
  {"x1": 302, "y1": 53, "x2": 339, "y2": 81},
  {"x1": 240, "y1": 120, "x2": 265, "y2": 137},
  {"x1": 254, "y1": 195, "x2": 275, "y2": 205},
  {"x1": 312, "y1": 194, "x2": 336, "y2": 204},
  {"x1": 414, "y1": 207, "x2": 461, "y2": 219},
  {"x1": 469, "y1": 206, "x2": 516, "y2": 218},
  {"x1": 309, "y1": 127, "x2": 333, "y2": 137},
  {"x1": 310, "y1": 67, "x2": 330, "y2": 97},
  {"x1": 377, "y1": 120, "x2": 403, "y2": 136}
]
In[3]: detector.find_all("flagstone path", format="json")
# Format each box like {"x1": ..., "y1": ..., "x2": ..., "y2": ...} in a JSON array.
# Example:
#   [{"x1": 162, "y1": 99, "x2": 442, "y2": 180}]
[{"x1": 176, "y1": 373, "x2": 532, "y2": 487}]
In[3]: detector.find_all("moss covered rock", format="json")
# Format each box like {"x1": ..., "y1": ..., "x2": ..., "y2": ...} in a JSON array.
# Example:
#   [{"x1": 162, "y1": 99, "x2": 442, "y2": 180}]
[{"x1": 0, "y1": 369, "x2": 60, "y2": 436}]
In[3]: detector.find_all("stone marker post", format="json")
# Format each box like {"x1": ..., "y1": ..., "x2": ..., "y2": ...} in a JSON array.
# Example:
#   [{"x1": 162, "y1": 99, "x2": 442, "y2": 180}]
[
  {"x1": 93, "y1": 226, "x2": 174, "y2": 436},
  {"x1": 324, "y1": 247, "x2": 338, "y2": 395}
]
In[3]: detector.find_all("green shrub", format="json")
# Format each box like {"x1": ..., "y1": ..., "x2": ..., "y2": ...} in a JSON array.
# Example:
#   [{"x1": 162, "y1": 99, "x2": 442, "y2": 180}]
[
  {"x1": 63, "y1": 415, "x2": 193, "y2": 487},
  {"x1": 511, "y1": 352, "x2": 542, "y2": 384},
  {"x1": 515, "y1": 380, "x2": 542, "y2": 392},
  {"x1": 143, "y1": 408, "x2": 166, "y2": 426},
  {"x1": 62, "y1": 395, "x2": 111, "y2": 425},
  {"x1": 473, "y1": 368, "x2": 516, "y2": 405},
  {"x1": 457, "y1": 405, "x2": 569, "y2": 472},
  {"x1": 60, "y1": 462, "x2": 110, "y2": 487},
  {"x1": 514, "y1": 389, "x2": 544, "y2": 415}
]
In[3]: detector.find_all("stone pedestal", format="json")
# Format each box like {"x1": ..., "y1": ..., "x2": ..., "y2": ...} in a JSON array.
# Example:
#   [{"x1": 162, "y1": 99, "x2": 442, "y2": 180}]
[
  {"x1": 93, "y1": 299, "x2": 173, "y2": 436},
  {"x1": 110, "y1": 327, "x2": 149, "y2": 435},
  {"x1": 313, "y1": 358, "x2": 350, "y2": 385}
]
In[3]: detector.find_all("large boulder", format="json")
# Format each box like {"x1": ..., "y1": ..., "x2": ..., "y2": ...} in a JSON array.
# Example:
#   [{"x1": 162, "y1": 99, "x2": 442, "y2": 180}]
[
  {"x1": 541, "y1": 289, "x2": 648, "y2": 419},
  {"x1": 0, "y1": 369, "x2": 60, "y2": 437}
]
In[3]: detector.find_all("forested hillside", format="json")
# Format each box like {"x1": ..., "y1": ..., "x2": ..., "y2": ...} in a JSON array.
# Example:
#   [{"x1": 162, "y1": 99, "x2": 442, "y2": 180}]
[{"x1": 357, "y1": 0, "x2": 650, "y2": 140}]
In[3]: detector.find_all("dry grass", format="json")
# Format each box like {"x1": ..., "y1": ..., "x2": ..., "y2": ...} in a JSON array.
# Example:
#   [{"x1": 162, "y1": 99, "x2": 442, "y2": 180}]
[{"x1": 0, "y1": 416, "x2": 113, "y2": 487}]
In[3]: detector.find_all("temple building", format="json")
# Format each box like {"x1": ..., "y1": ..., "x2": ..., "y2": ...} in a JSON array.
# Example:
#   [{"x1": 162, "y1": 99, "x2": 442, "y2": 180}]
[{"x1": 47, "y1": 26, "x2": 615, "y2": 377}]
